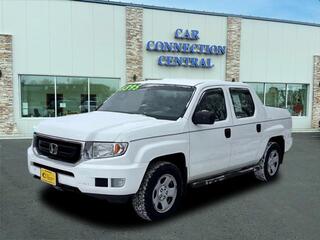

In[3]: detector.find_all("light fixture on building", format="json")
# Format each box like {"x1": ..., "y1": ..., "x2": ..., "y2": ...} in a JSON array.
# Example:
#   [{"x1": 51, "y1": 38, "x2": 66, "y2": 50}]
[{"x1": 133, "y1": 74, "x2": 137, "y2": 82}]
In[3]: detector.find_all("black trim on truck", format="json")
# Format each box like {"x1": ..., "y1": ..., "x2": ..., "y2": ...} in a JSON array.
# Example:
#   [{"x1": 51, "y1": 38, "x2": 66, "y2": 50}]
[
  {"x1": 190, "y1": 164, "x2": 257, "y2": 188},
  {"x1": 32, "y1": 162, "x2": 74, "y2": 177},
  {"x1": 86, "y1": 193, "x2": 134, "y2": 204}
]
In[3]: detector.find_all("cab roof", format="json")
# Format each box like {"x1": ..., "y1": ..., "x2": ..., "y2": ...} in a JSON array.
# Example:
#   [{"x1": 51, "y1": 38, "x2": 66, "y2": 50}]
[{"x1": 137, "y1": 79, "x2": 249, "y2": 88}]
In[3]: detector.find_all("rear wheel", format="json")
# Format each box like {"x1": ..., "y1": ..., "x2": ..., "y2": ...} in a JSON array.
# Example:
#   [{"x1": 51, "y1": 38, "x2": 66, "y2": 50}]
[
  {"x1": 132, "y1": 161, "x2": 183, "y2": 221},
  {"x1": 254, "y1": 142, "x2": 281, "y2": 182}
]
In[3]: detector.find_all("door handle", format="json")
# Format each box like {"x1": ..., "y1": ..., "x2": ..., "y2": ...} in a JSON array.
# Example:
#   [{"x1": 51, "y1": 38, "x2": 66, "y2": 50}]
[
  {"x1": 256, "y1": 124, "x2": 261, "y2": 133},
  {"x1": 225, "y1": 128, "x2": 231, "y2": 138}
]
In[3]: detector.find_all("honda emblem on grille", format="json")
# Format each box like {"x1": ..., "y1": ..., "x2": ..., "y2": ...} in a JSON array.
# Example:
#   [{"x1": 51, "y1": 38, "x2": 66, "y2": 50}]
[{"x1": 49, "y1": 143, "x2": 58, "y2": 155}]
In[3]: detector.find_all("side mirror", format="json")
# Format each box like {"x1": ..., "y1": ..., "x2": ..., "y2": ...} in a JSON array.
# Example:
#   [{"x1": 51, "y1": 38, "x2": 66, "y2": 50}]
[{"x1": 192, "y1": 110, "x2": 215, "y2": 125}]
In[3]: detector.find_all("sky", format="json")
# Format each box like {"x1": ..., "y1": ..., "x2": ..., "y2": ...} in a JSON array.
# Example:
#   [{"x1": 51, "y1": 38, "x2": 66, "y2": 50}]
[{"x1": 117, "y1": 0, "x2": 320, "y2": 24}]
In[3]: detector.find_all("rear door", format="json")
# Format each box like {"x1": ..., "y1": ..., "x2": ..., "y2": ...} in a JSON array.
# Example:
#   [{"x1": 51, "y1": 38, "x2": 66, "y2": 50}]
[
  {"x1": 228, "y1": 87, "x2": 262, "y2": 168},
  {"x1": 189, "y1": 87, "x2": 232, "y2": 180}
]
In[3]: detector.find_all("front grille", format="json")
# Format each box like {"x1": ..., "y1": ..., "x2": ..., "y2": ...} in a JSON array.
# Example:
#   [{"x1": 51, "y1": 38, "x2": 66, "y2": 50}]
[{"x1": 34, "y1": 134, "x2": 82, "y2": 163}]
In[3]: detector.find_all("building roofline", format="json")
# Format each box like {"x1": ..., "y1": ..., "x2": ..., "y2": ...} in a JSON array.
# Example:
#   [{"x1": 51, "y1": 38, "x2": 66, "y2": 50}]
[
  {"x1": 139, "y1": 78, "x2": 245, "y2": 87},
  {"x1": 74, "y1": 0, "x2": 320, "y2": 28}
]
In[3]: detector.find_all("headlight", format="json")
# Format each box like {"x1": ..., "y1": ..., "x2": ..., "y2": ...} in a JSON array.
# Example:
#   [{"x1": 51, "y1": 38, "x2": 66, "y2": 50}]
[{"x1": 84, "y1": 142, "x2": 128, "y2": 159}]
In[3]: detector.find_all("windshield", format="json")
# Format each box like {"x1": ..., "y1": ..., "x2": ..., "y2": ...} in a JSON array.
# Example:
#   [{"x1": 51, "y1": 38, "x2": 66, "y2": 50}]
[{"x1": 98, "y1": 83, "x2": 195, "y2": 120}]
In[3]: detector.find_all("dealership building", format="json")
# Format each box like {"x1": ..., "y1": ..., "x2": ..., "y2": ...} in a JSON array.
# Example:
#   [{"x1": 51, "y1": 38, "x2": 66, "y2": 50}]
[{"x1": 0, "y1": 0, "x2": 319, "y2": 137}]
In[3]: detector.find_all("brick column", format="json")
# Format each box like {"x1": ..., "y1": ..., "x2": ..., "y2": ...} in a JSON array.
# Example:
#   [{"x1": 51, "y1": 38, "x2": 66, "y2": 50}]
[
  {"x1": 126, "y1": 7, "x2": 143, "y2": 82},
  {"x1": 0, "y1": 34, "x2": 17, "y2": 135},
  {"x1": 312, "y1": 55, "x2": 320, "y2": 129},
  {"x1": 225, "y1": 17, "x2": 241, "y2": 82}
]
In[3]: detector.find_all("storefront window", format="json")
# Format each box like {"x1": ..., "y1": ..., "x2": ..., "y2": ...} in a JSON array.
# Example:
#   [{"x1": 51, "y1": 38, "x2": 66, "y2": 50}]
[
  {"x1": 56, "y1": 77, "x2": 88, "y2": 116},
  {"x1": 20, "y1": 75, "x2": 120, "y2": 118},
  {"x1": 287, "y1": 84, "x2": 308, "y2": 116},
  {"x1": 20, "y1": 75, "x2": 55, "y2": 117},
  {"x1": 265, "y1": 83, "x2": 286, "y2": 108},
  {"x1": 247, "y1": 83, "x2": 264, "y2": 103},
  {"x1": 89, "y1": 78, "x2": 119, "y2": 111},
  {"x1": 245, "y1": 82, "x2": 309, "y2": 117}
]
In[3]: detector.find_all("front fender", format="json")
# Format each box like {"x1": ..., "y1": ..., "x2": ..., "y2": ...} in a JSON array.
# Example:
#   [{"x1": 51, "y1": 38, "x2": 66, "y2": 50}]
[{"x1": 130, "y1": 135, "x2": 189, "y2": 167}]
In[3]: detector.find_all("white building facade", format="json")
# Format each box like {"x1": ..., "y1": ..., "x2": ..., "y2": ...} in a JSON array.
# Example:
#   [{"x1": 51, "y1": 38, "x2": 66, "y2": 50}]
[{"x1": 0, "y1": 0, "x2": 319, "y2": 137}]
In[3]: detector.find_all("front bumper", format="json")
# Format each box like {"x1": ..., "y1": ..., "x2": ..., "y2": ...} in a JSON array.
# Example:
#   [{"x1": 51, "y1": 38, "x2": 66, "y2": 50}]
[{"x1": 27, "y1": 147, "x2": 147, "y2": 196}]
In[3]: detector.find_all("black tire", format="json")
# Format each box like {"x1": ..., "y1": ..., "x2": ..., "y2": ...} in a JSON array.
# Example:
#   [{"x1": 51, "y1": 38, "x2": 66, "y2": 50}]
[
  {"x1": 132, "y1": 161, "x2": 183, "y2": 221},
  {"x1": 254, "y1": 142, "x2": 282, "y2": 182}
]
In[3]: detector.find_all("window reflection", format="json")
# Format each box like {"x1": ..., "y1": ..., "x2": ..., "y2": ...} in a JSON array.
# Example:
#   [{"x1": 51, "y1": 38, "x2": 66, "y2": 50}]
[
  {"x1": 265, "y1": 83, "x2": 286, "y2": 108},
  {"x1": 247, "y1": 83, "x2": 264, "y2": 103},
  {"x1": 89, "y1": 78, "x2": 119, "y2": 111},
  {"x1": 20, "y1": 75, "x2": 119, "y2": 117},
  {"x1": 246, "y1": 82, "x2": 308, "y2": 117},
  {"x1": 287, "y1": 84, "x2": 308, "y2": 116},
  {"x1": 56, "y1": 77, "x2": 88, "y2": 116},
  {"x1": 20, "y1": 75, "x2": 55, "y2": 117}
]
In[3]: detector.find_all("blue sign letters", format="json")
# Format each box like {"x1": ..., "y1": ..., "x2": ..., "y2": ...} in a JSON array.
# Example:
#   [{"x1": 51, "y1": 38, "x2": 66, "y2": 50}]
[{"x1": 146, "y1": 29, "x2": 225, "y2": 69}]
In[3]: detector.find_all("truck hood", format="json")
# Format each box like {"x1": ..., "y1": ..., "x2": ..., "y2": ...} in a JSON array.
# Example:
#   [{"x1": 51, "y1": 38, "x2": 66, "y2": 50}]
[{"x1": 34, "y1": 111, "x2": 185, "y2": 142}]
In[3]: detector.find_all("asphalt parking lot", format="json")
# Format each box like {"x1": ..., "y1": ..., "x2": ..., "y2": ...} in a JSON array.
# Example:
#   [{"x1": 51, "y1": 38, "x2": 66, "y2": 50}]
[{"x1": 1, "y1": 133, "x2": 320, "y2": 240}]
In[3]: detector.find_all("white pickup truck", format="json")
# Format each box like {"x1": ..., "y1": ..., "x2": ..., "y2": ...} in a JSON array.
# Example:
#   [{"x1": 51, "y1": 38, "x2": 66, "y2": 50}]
[{"x1": 28, "y1": 79, "x2": 292, "y2": 221}]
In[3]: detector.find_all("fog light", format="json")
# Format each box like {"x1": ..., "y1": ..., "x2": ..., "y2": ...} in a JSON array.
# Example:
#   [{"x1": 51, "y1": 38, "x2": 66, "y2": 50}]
[
  {"x1": 111, "y1": 178, "x2": 126, "y2": 187},
  {"x1": 95, "y1": 178, "x2": 108, "y2": 187}
]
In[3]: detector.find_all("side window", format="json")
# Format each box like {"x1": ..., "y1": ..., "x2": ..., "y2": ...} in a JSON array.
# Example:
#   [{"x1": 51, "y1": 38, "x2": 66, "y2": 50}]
[
  {"x1": 229, "y1": 88, "x2": 255, "y2": 118},
  {"x1": 196, "y1": 88, "x2": 227, "y2": 121}
]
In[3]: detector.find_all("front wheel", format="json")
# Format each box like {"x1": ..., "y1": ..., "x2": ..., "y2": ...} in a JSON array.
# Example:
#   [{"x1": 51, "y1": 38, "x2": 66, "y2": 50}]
[
  {"x1": 254, "y1": 142, "x2": 282, "y2": 182},
  {"x1": 132, "y1": 162, "x2": 183, "y2": 221}
]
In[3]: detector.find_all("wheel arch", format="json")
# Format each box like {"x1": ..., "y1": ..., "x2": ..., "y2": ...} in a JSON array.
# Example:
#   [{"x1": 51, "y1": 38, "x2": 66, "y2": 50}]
[
  {"x1": 147, "y1": 153, "x2": 188, "y2": 187},
  {"x1": 257, "y1": 134, "x2": 286, "y2": 164}
]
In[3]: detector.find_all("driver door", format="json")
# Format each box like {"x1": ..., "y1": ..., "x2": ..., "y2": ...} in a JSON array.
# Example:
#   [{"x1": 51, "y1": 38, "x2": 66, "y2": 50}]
[{"x1": 189, "y1": 87, "x2": 232, "y2": 180}]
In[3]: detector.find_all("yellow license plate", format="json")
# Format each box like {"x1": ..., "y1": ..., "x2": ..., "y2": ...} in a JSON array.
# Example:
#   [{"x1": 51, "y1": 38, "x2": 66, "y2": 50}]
[{"x1": 40, "y1": 168, "x2": 57, "y2": 186}]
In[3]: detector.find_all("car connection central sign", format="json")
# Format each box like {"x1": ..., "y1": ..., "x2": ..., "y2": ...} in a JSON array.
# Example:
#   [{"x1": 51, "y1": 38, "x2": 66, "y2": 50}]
[{"x1": 146, "y1": 29, "x2": 226, "y2": 69}]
